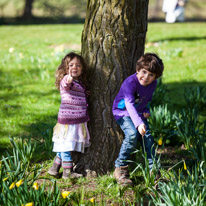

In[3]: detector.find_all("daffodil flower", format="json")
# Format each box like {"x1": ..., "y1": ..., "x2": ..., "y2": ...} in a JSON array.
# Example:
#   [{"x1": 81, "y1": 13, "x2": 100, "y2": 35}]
[
  {"x1": 25, "y1": 202, "x2": 34, "y2": 206},
  {"x1": 32, "y1": 182, "x2": 39, "y2": 190},
  {"x1": 158, "y1": 137, "x2": 163, "y2": 146},
  {"x1": 3, "y1": 177, "x2": 9, "y2": 182},
  {"x1": 19, "y1": 53, "x2": 24, "y2": 59},
  {"x1": 16, "y1": 179, "x2": 24, "y2": 187},
  {"x1": 183, "y1": 160, "x2": 187, "y2": 170},
  {"x1": 90, "y1": 197, "x2": 95, "y2": 203},
  {"x1": 61, "y1": 191, "x2": 70, "y2": 199},
  {"x1": 9, "y1": 182, "x2": 16, "y2": 190}
]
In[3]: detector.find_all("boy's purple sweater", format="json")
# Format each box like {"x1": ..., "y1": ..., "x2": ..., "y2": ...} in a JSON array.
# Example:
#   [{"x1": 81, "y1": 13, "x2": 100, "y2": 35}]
[
  {"x1": 57, "y1": 75, "x2": 90, "y2": 124},
  {"x1": 112, "y1": 73, "x2": 157, "y2": 128}
]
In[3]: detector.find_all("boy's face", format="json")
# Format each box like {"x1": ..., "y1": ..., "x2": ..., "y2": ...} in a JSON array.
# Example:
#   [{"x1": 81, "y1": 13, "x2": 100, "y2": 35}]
[{"x1": 136, "y1": 69, "x2": 156, "y2": 86}]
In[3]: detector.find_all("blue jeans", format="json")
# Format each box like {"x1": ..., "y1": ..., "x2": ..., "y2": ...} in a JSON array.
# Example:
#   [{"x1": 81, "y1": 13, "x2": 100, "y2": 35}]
[
  {"x1": 57, "y1": 152, "x2": 72, "y2": 162},
  {"x1": 115, "y1": 116, "x2": 155, "y2": 170}
]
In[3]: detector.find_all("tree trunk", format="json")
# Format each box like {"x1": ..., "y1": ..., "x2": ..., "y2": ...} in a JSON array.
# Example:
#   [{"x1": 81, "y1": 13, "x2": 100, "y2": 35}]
[
  {"x1": 73, "y1": 0, "x2": 149, "y2": 175},
  {"x1": 22, "y1": 0, "x2": 34, "y2": 19}
]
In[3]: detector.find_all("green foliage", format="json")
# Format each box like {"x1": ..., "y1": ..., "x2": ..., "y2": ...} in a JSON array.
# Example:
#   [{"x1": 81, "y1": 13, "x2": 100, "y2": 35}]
[
  {"x1": 150, "y1": 162, "x2": 206, "y2": 206},
  {"x1": 190, "y1": 122, "x2": 206, "y2": 162},
  {"x1": 0, "y1": 22, "x2": 206, "y2": 205},
  {"x1": 175, "y1": 108, "x2": 200, "y2": 149},
  {"x1": 184, "y1": 86, "x2": 206, "y2": 112},
  {"x1": 149, "y1": 104, "x2": 177, "y2": 144},
  {"x1": 150, "y1": 78, "x2": 167, "y2": 107}
]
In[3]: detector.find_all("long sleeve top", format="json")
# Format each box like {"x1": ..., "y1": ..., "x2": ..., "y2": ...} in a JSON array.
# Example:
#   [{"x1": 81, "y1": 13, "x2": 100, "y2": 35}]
[
  {"x1": 112, "y1": 73, "x2": 157, "y2": 128},
  {"x1": 57, "y1": 75, "x2": 90, "y2": 124}
]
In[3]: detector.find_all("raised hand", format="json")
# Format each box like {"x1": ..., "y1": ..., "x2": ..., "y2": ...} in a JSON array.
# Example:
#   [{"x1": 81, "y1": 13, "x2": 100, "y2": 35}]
[{"x1": 67, "y1": 68, "x2": 73, "y2": 83}]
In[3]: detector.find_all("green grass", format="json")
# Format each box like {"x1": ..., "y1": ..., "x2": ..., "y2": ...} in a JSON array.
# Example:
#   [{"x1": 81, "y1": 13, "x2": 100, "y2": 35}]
[
  {"x1": 0, "y1": 24, "x2": 83, "y2": 147},
  {"x1": 1, "y1": 22, "x2": 205, "y2": 147},
  {"x1": 146, "y1": 22, "x2": 206, "y2": 107},
  {"x1": 0, "y1": 22, "x2": 206, "y2": 204}
]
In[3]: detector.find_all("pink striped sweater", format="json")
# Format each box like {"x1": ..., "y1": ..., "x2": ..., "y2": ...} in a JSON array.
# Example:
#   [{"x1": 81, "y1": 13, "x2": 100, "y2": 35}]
[{"x1": 57, "y1": 75, "x2": 90, "y2": 124}]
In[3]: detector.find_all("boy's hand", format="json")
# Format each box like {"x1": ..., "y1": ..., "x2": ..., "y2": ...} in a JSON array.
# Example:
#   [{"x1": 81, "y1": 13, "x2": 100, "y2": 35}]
[
  {"x1": 67, "y1": 69, "x2": 73, "y2": 83},
  {"x1": 143, "y1": 112, "x2": 150, "y2": 119},
  {"x1": 138, "y1": 123, "x2": 146, "y2": 136}
]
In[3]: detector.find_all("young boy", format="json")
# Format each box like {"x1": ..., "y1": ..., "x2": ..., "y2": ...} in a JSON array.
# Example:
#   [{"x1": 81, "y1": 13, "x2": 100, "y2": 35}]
[{"x1": 112, "y1": 53, "x2": 164, "y2": 186}]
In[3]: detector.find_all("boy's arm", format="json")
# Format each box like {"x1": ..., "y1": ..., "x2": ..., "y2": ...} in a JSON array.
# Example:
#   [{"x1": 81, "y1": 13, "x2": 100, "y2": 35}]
[{"x1": 123, "y1": 80, "x2": 144, "y2": 129}]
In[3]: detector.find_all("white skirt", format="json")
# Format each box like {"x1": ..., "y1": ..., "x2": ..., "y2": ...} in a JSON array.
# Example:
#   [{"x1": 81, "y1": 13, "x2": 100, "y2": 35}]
[{"x1": 52, "y1": 122, "x2": 90, "y2": 153}]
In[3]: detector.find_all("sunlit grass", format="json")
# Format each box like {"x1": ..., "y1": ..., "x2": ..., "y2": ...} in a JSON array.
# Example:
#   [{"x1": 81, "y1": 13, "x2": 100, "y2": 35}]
[
  {"x1": 0, "y1": 24, "x2": 83, "y2": 147},
  {"x1": 0, "y1": 22, "x2": 206, "y2": 151}
]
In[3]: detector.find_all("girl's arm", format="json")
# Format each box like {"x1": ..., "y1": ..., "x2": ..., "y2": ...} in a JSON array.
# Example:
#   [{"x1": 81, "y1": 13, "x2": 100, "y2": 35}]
[{"x1": 60, "y1": 75, "x2": 73, "y2": 90}]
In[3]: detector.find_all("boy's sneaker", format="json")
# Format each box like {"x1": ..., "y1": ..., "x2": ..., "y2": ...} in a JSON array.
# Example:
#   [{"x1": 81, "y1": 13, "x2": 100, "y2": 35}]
[{"x1": 114, "y1": 166, "x2": 133, "y2": 186}]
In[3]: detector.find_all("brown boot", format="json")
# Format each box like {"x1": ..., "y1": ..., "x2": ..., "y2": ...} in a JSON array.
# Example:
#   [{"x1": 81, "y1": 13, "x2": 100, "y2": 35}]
[
  {"x1": 48, "y1": 156, "x2": 61, "y2": 177},
  {"x1": 114, "y1": 165, "x2": 133, "y2": 186},
  {"x1": 62, "y1": 161, "x2": 83, "y2": 179}
]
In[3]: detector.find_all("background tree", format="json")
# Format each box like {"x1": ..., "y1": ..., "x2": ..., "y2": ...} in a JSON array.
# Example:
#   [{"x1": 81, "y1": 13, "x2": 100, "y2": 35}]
[
  {"x1": 22, "y1": 0, "x2": 34, "y2": 19},
  {"x1": 72, "y1": 0, "x2": 149, "y2": 174}
]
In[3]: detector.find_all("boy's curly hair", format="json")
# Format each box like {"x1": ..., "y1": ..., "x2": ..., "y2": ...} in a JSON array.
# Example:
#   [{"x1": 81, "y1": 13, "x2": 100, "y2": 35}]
[
  {"x1": 55, "y1": 52, "x2": 87, "y2": 90},
  {"x1": 136, "y1": 53, "x2": 164, "y2": 78}
]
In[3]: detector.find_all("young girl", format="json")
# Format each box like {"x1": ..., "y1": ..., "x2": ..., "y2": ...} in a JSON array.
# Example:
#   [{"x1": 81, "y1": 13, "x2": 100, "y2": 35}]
[{"x1": 48, "y1": 52, "x2": 90, "y2": 179}]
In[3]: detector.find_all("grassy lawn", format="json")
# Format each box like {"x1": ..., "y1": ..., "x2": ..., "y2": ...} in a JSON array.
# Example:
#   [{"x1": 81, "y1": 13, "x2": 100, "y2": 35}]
[
  {"x1": 1, "y1": 22, "x2": 205, "y2": 146},
  {"x1": 0, "y1": 22, "x2": 206, "y2": 205},
  {"x1": 0, "y1": 24, "x2": 83, "y2": 148},
  {"x1": 146, "y1": 22, "x2": 206, "y2": 106}
]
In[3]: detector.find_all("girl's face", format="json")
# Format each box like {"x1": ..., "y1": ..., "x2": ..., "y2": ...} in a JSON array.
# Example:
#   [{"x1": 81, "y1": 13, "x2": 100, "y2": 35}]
[
  {"x1": 68, "y1": 57, "x2": 82, "y2": 80},
  {"x1": 136, "y1": 69, "x2": 156, "y2": 86}
]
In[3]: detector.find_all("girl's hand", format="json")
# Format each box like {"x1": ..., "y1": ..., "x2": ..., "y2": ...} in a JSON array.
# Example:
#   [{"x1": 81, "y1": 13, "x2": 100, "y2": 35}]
[
  {"x1": 143, "y1": 112, "x2": 150, "y2": 119},
  {"x1": 138, "y1": 123, "x2": 146, "y2": 136},
  {"x1": 67, "y1": 68, "x2": 73, "y2": 83}
]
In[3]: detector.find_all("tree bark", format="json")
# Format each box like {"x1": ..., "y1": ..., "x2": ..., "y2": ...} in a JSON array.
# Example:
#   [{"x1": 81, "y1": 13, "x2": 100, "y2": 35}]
[
  {"x1": 22, "y1": 0, "x2": 34, "y2": 19},
  {"x1": 73, "y1": 0, "x2": 149, "y2": 175}
]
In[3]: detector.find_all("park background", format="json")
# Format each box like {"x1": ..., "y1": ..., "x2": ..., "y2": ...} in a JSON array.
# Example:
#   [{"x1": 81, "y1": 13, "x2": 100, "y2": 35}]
[
  {"x1": 0, "y1": 0, "x2": 206, "y2": 205},
  {"x1": 0, "y1": 0, "x2": 206, "y2": 23}
]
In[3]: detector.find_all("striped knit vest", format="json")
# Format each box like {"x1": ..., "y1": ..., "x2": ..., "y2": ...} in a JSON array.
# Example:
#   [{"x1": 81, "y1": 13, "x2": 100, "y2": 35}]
[{"x1": 57, "y1": 75, "x2": 90, "y2": 124}]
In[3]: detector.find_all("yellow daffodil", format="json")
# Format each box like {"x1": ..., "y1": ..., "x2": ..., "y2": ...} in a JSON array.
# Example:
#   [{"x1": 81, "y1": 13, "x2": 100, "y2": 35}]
[
  {"x1": 90, "y1": 197, "x2": 95, "y2": 203},
  {"x1": 3, "y1": 177, "x2": 9, "y2": 182},
  {"x1": 183, "y1": 160, "x2": 187, "y2": 170},
  {"x1": 19, "y1": 53, "x2": 24, "y2": 59},
  {"x1": 32, "y1": 182, "x2": 39, "y2": 190},
  {"x1": 9, "y1": 182, "x2": 16, "y2": 190},
  {"x1": 16, "y1": 179, "x2": 24, "y2": 187},
  {"x1": 61, "y1": 191, "x2": 70, "y2": 199},
  {"x1": 25, "y1": 202, "x2": 34, "y2": 206},
  {"x1": 158, "y1": 137, "x2": 163, "y2": 146}
]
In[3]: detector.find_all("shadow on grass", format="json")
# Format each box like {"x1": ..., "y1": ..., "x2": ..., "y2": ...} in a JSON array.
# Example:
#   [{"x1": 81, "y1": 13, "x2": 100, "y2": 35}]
[
  {"x1": 0, "y1": 16, "x2": 85, "y2": 25},
  {"x1": 1, "y1": 16, "x2": 205, "y2": 25},
  {"x1": 152, "y1": 36, "x2": 206, "y2": 42},
  {"x1": 0, "y1": 80, "x2": 206, "y2": 159},
  {"x1": 163, "y1": 81, "x2": 206, "y2": 109}
]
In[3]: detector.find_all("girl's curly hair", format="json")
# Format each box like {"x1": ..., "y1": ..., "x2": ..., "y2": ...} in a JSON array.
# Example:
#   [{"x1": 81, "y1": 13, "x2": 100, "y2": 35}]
[{"x1": 55, "y1": 52, "x2": 87, "y2": 90}]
